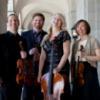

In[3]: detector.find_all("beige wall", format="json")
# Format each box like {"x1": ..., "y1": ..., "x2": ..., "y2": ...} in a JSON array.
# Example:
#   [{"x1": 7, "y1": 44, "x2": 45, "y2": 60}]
[{"x1": 0, "y1": 0, "x2": 7, "y2": 33}]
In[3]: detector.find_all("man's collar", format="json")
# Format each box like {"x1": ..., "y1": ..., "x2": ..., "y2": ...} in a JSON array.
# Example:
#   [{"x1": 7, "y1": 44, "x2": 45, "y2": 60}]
[{"x1": 32, "y1": 28, "x2": 43, "y2": 33}]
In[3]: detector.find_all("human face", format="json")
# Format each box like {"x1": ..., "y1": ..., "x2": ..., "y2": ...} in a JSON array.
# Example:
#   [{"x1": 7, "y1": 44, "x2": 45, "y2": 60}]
[
  {"x1": 32, "y1": 16, "x2": 44, "y2": 30},
  {"x1": 76, "y1": 22, "x2": 87, "y2": 36},
  {"x1": 51, "y1": 14, "x2": 63, "y2": 29},
  {"x1": 7, "y1": 15, "x2": 19, "y2": 32}
]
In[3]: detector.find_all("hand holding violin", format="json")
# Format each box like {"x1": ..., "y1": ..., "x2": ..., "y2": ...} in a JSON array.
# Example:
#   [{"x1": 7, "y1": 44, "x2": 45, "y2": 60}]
[{"x1": 20, "y1": 51, "x2": 27, "y2": 59}]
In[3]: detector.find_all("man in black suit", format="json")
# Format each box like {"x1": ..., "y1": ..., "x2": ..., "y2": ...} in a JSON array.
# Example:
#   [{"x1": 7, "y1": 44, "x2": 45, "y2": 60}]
[
  {"x1": 21, "y1": 13, "x2": 47, "y2": 100},
  {"x1": 0, "y1": 14, "x2": 26, "y2": 100}
]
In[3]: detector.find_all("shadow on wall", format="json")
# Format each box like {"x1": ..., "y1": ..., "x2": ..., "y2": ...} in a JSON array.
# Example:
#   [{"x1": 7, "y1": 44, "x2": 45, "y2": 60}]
[{"x1": 97, "y1": 62, "x2": 100, "y2": 86}]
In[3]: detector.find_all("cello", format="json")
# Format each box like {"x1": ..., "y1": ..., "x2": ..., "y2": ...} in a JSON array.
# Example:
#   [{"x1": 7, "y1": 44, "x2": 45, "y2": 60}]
[
  {"x1": 40, "y1": 41, "x2": 64, "y2": 100},
  {"x1": 16, "y1": 41, "x2": 33, "y2": 86}
]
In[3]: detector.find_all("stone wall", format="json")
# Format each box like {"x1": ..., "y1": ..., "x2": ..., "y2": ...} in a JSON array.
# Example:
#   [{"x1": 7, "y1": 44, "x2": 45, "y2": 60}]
[{"x1": 0, "y1": 0, "x2": 7, "y2": 34}]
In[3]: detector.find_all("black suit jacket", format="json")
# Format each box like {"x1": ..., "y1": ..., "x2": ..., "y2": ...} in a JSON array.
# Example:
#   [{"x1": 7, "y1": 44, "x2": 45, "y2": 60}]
[
  {"x1": 21, "y1": 29, "x2": 47, "y2": 53},
  {"x1": 0, "y1": 31, "x2": 26, "y2": 84}
]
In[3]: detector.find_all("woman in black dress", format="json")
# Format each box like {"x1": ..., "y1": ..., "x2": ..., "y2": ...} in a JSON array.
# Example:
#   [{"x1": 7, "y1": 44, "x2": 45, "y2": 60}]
[{"x1": 37, "y1": 13, "x2": 71, "y2": 100}]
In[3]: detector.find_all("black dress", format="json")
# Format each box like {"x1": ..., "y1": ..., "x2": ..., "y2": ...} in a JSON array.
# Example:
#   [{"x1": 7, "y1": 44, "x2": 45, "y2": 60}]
[{"x1": 42, "y1": 31, "x2": 71, "y2": 98}]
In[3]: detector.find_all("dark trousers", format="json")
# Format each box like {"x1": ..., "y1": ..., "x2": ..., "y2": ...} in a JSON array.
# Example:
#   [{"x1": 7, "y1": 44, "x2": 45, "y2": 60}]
[
  {"x1": 0, "y1": 86, "x2": 7, "y2": 100},
  {"x1": 21, "y1": 84, "x2": 43, "y2": 100}
]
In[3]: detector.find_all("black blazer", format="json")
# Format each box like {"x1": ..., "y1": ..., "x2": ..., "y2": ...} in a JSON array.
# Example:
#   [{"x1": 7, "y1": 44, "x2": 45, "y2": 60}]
[
  {"x1": 0, "y1": 31, "x2": 26, "y2": 83},
  {"x1": 21, "y1": 29, "x2": 47, "y2": 53}
]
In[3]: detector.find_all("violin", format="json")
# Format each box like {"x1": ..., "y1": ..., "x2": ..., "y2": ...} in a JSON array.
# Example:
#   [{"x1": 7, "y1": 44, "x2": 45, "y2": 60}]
[
  {"x1": 77, "y1": 62, "x2": 85, "y2": 86},
  {"x1": 16, "y1": 59, "x2": 24, "y2": 85},
  {"x1": 77, "y1": 45, "x2": 85, "y2": 86},
  {"x1": 16, "y1": 41, "x2": 34, "y2": 86}
]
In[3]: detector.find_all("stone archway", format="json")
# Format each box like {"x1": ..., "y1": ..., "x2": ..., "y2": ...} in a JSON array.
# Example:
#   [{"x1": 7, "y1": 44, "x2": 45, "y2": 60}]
[{"x1": 15, "y1": 0, "x2": 70, "y2": 31}]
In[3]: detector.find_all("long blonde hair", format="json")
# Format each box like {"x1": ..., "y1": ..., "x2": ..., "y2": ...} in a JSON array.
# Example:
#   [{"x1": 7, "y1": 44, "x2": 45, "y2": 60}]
[{"x1": 41, "y1": 13, "x2": 66, "y2": 46}]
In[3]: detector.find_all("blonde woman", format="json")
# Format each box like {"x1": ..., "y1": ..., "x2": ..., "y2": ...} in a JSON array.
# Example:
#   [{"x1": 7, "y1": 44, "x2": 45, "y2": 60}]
[{"x1": 37, "y1": 13, "x2": 71, "y2": 100}]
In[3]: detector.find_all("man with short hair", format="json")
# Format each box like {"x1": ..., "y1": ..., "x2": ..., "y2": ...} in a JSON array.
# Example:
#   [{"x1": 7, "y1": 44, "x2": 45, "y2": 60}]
[
  {"x1": 0, "y1": 13, "x2": 26, "y2": 100},
  {"x1": 21, "y1": 13, "x2": 47, "y2": 100}
]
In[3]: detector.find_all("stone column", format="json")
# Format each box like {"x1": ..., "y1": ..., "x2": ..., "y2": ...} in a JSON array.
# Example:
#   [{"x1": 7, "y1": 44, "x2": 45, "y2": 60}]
[{"x1": 0, "y1": 0, "x2": 7, "y2": 34}]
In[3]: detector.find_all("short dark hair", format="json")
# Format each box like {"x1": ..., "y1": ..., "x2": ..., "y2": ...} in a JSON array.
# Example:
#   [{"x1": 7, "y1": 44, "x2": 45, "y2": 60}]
[
  {"x1": 7, "y1": 13, "x2": 19, "y2": 22},
  {"x1": 8, "y1": 13, "x2": 18, "y2": 18},
  {"x1": 75, "y1": 19, "x2": 91, "y2": 35},
  {"x1": 32, "y1": 13, "x2": 45, "y2": 21}
]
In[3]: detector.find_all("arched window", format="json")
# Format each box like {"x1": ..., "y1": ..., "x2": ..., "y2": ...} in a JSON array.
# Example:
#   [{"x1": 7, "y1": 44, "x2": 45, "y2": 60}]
[{"x1": 7, "y1": 0, "x2": 14, "y2": 15}]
